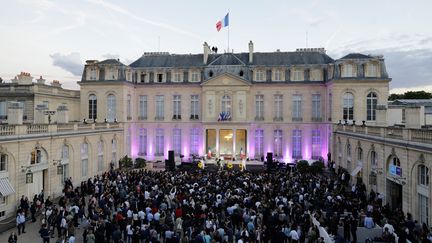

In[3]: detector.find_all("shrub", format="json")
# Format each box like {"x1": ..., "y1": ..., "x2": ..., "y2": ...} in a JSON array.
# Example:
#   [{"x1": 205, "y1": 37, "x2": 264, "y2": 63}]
[
  {"x1": 119, "y1": 155, "x2": 133, "y2": 169},
  {"x1": 311, "y1": 161, "x2": 324, "y2": 173},
  {"x1": 135, "y1": 158, "x2": 146, "y2": 169},
  {"x1": 296, "y1": 160, "x2": 309, "y2": 173}
]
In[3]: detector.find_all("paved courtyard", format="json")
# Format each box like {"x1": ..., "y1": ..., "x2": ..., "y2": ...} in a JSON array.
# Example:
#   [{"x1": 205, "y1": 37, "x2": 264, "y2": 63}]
[{"x1": 0, "y1": 217, "x2": 85, "y2": 243}]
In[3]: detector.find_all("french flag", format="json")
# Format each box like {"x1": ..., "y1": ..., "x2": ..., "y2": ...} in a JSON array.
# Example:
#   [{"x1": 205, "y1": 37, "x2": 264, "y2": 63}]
[{"x1": 216, "y1": 13, "x2": 229, "y2": 32}]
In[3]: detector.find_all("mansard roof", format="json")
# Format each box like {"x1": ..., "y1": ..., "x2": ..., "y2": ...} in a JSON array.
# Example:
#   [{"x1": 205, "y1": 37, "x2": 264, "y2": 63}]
[
  {"x1": 97, "y1": 59, "x2": 126, "y2": 66},
  {"x1": 340, "y1": 53, "x2": 373, "y2": 59},
  {"x1": 129, "y1": 51, "x2": 334, "y2": 68}
]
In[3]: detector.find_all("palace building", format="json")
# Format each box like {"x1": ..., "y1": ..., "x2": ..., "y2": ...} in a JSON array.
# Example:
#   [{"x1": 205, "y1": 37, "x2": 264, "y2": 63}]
[{"x1": 80, "y1": 41, "x2": 390, "y2": 163}]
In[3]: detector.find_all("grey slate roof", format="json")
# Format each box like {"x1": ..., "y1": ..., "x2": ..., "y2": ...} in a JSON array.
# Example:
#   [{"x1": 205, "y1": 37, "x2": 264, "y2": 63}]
[
  {"x1": 129, "y1": 51, "x2": 334, "y2": 68},
  {"x1": 340, "y1": 53, "x2": 372, "y2": 59},
  {"x1": 98, "y1": 59, "x2": 126, "y2": 66},
  {"x1": 391, "y1": 99, "x2": 432, "y2": 106}
]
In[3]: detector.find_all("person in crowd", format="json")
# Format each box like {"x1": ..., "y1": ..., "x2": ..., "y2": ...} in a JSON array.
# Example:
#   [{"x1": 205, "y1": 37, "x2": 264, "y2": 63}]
[
  {"x1": 8, "y1": 232, "x2": 17, "y2": 243},
  {"x1": 16, "y1": 210, "x2": 26, "y2": 235}
]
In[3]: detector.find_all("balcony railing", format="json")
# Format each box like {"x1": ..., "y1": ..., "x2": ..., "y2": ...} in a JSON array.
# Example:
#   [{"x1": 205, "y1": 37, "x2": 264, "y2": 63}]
[
  {"x1": 0, "y1": 122, "x2": 122, "y2": 137},
  {"x1": 334, "y1": 124, "x2": 432, "y2": 144}
]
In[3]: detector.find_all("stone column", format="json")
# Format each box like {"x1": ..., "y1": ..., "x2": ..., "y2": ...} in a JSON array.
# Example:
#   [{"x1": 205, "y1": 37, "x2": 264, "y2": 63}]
[{"x1": 216, "y1": 128, "x2": 220, "y2": 158}]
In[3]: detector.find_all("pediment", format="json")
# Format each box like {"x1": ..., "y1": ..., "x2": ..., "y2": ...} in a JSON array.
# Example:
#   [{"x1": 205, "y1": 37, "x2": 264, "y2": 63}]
[{"x1": 201, "y1": 73, "x2": 251, "y2": 87}]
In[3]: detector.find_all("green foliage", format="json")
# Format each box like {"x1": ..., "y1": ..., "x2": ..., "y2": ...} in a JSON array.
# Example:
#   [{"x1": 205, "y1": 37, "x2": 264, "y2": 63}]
[
  {"x1": 296, "y1": 160, "x2": 309, "y2": 173},
  {"x1": 389, "y1": 91, "x2": 432, "y2": 100},
  {"x1": 310, "y1": 161, "x2": 324, "y2": 173},
  {"x1": 119, "y1": 155, "x2": 133, "y2": 169},
  {"x1": 134, "y1": 158, "x2": 147, "y2": 168}
]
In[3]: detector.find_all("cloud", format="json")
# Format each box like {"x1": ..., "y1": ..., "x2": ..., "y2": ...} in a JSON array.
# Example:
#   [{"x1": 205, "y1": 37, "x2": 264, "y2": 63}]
[
  {"x1": 50, "y1": 52, "x2": 83, "y2": 76},
  {"x1": 86, "y1": 0, "x2": 202, "y2": 40}
]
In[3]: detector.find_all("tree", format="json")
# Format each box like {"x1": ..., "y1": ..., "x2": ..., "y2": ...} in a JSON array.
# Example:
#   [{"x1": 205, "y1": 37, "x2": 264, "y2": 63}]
[
  {"x1": 119, "y1": 155, "x2": 133, "y2": 169},
  {"x1": 389, "y1": 91, "x2": 432, "y2": 100},
  {"x1": 296, "y1": 160, "x2": 309, "y2": 173},
  {"x1": 134, "y1": 158, "x2": 146, "y2": 169}
]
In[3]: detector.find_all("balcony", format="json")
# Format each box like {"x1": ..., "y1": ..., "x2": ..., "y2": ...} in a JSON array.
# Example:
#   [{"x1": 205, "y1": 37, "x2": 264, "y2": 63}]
[
  {"x1": 312, "y1": 117, "x2": 323, "y2": 122},
  {"x1": 0, "y1": 122, "x2": 123, "y2": 138},
  {"x1": 154, "y1": 116, "x2": 164, "y2": 121},
  {"x1": 273, "y1": 117, "x2": 283, "y2": 122},
  {"x1": 334, "y1": 124, "x2": 432, "y2": 144},
  {"x1": 254, "y1": 117, "x2": 265, "y2": 121},
  {"x1": 292, "y1": 117, "x2": 303, "y2": 122},
  {"x1": 138, "y1": 116, "x2": 147, "y2": 120},
  {"x1": 190, "y1": 114, "x2": 199, "y2": 120},
  {"x1": 172, "y1": 115, "x2": 182, "y2": 120}
]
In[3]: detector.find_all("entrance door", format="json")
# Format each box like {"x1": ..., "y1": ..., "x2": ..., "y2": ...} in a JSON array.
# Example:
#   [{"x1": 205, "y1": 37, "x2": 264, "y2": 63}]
[
  {"x1": 27, "y1": 170, "x2": 44, "y2": 199},
  {"x1": 219, "y1": 129, "x2": 233, "y2": 159},
  {"x1": 387, "y1": 179, "x2": 402, "y2": 210}
]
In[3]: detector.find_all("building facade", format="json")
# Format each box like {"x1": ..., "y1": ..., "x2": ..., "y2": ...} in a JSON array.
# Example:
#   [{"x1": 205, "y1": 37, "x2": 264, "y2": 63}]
[
  {"x1": 0, "y1": 74, "x2": 123, "y2": 220},
  {"x1": 80, "y1": 42, "x2": 390, "y2": 163}
]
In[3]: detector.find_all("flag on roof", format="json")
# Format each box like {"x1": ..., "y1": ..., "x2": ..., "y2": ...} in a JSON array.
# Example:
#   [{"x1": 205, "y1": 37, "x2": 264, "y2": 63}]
[{"x1": 216, "y1": 13, "x2": 229, "y2": 32}]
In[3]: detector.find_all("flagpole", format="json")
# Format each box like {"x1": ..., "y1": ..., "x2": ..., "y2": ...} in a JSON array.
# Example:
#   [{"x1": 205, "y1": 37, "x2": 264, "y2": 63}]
[{"x1": 227, "y1": 9, "x2": 230, "y2": 52}]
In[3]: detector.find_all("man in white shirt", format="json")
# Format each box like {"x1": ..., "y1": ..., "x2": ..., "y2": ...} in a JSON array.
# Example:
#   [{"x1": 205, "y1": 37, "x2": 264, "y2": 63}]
[{"x1": 289, "y1": 228, "x2": 299, "y2": 242}]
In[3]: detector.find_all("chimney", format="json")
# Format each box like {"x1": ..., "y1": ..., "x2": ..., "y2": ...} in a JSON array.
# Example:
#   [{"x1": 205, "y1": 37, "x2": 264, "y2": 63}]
[
  {"x1": 37, "y1": 76, "x2": 46, "y2": 84},
  {"x1": 7, "y1": 102, "x2": 23, "y2": 125},
  {"x1": 51, "y1": 80, "x2": 62, "y2": 88},
  {"x1": 203, "y1": 42, "x2": 210, "y2": 64},
  {"x1": 248, "y1": 40, "x2": 254, "y2": 63},
  {"x1": 57, "y1": 105, "x2": 69, "y2": 123}
]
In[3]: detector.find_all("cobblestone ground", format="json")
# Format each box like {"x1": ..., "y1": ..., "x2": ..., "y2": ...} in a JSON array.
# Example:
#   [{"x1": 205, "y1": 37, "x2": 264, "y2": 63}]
[{"x1": 0, "y1": 216, "x2": 85, "y2": 243}]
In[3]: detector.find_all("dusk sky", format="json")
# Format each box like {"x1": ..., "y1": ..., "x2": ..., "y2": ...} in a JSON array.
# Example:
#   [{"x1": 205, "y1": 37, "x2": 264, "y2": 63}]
[{"x1": 1, "y1": 0, "x2": 431, "y2": 93}]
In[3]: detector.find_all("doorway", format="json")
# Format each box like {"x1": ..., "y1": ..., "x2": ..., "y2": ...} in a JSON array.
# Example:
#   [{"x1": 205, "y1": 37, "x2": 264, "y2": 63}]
[{"x1": 387, "y1": 179, "x2": 402, "y2": 211}]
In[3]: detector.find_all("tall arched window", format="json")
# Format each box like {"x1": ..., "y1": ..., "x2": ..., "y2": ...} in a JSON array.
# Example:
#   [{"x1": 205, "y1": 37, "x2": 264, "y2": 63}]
[
  {"x1": 221, "y1": 95, "x2": 232, "y2": 115},
  {"x1": 357, "y1": 147, "x2": 363, "y2": 162},
  {"x1": 107, "y1": 94, "x2": 117, "y2": 122},
  {"x1": 367, "y1": 92, "x2": 378, "y2": 121},
  {"x1": 347, "y1": 143, "x2": 352, "y2": 161},
  {"x1": 370, "y1": 151, "x2": 377, "y2": 166},
  {"x1": 343, "y1": 92, "x2": 354, "y2": 121},
  {"x1": 88, "y1": 94, "x2": 97, "y2": 120},
  {"x1": 0, "y1": 153, "x2": 7, "y2": 172},
  {"x1": 126, "y1": 94, "x2": 132, "y2": 120},
  {"x1": 419, "y1": 165, "x2": 429, "y2": 186},
  {"x1": 97, "y1": 141, "x2": 104, "y2": 172},
  {"x1": 81, "y1": 143, "x2": 88, "y2": 178},
  {"x1": 111, "y1": 138, "x2": 117, "y2": 167}
]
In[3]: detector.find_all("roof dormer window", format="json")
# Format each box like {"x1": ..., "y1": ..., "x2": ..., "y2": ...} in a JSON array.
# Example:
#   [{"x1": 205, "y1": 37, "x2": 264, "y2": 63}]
[
  {"x1": 310, "y1": 69, "x2": 323, "y2": 81},
  {"x1": 365, "y1": 63, "x2": 379, "y2": 77},
  {"x1": 342, "y1": 63, "x2": 356, "y2": 78},
  {"x1": 273, "y1": 69, "x2": 283, "y2": 81},
  {"x1": 291, "y1": 69, "x2": 304, "y2": 81},
  {"x1": 172, "y1": 71, "x2": 182, "y2": 82},
  {"x1": 254, "y1": 70, "x2": 265, "y2": 81}
]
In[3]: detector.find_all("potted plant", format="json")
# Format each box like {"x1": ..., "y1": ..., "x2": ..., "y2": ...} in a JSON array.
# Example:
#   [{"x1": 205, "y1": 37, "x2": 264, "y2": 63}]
[
  {"x1": 135, "y1": 158, "x2": 147, "y2": 169},
  {"x1": 119, "y1": 155, "x2": 133, "y2": 170}
]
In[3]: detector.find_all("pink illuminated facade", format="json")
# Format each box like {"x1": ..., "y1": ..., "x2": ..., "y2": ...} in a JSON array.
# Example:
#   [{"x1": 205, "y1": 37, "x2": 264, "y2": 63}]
[{"x1": 79, "y1": 42, "x2": 390, "y2": 164}]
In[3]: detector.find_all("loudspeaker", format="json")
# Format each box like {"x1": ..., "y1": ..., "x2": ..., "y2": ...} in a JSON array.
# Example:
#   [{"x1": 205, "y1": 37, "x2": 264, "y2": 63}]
[
  {"x1": 165, "y1": 150, "x2": 175, "y2": 171},
  {"x1": 267, "y1": 152, "x2": 273, "y2": 172}
]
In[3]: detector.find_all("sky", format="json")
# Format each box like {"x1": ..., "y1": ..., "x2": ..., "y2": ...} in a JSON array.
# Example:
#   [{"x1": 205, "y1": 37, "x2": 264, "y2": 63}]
[{"x1": 0, "y1": 0, "x2": 431, "y2": 93}]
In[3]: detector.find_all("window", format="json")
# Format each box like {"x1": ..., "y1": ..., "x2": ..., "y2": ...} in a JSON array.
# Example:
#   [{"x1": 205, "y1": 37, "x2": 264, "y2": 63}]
[
  {"x1": 0, "y1": 101, "x2": 6, "y2": 119},
  {"x1": 139, "y1": 128, "x2": 147, "y2": 156},
  {"x1": 140, "y1": 72, "x2": 147, "y2": 83},
  {"x1": 0, "y1": 154, "x2": 7, "y2": 172},
  {"x1": 255, "y1": 129, "x2": 264, "y2": 159},
  {"x1": 97, "y1": 141, "x2": 104, "y2": 172},
  {"x1": 343, "y1": 92, "x2": 354, "y2": 121},
  {"x1": 221, "y1": 95, "x2": 232, "y2": 115},
  {"x1": 312, "y1": 94, "x2": 321, "y2": 120},
  {"x1": 61, "y1": 145, "x2": 69, "y2": 164},
  {"x1": 191, "y1": 72, "x2": 200, "y2": 82},
  {"x1": 310, "y1": 69, "x2": 323, "y2": 81},
  {"x1": 30, "y1": 148, "x2": 42, "y2": 164},
  {"x1": 81, "y1": 143, "x2": 88, "y2": 178},
  {"x1": 342, "y1": 64, "x2": 355, "y2": 77},
  {"x1": 328, "y1": 93, "x2": 332, "y2": 121},
  {"x1": 173, "y1": 95, "x2": 181, "y2": 119},
  {"x1": 338, "y1": 139, "x2": 342, "y2": 157},
  {"x1": 371, "y1": 151, "x2": 377, "y2": 166},
  {"x1": 126, "y1": 128, "x2": 131, "y2": 155},
  {"x1": 89, "y1": 68, "x2": 97, "y2": 80},
  {"x1": 274, "y1": 130, "x2": 282, "y2": 158},
  {"x1": 291, "y1": 70, "x2": 304, "y2": 81},
  {"x1": 292, "y1": 130, "x2": 302, "y2": 159},
  {"x1": 366, "y1": 92, "x2": 378, "y2": 121},
  {"x1": 357, "y1": 147, "x2": 363, "y2": 162},
  {"x1": 155, "y1": 128, "x2": 164, "y2": 156},
  {"x1": 155, "y1": 95, "x2": 164, "y2": 120},
  {"x1": 88, "y1": 94, "x2": 97, "y2": 120},
  {"x1": 0, "y1": 195, "x2": 6, "y2": 205},
  {"x1": 139, "y1": 95, "x2": 147, "y2": 120},
  {"x1": 274, "y1": 70, "x2": 283, "y2": 81},
  {"x1": 107, "y1": 94, "x2": 116, "y2": 122},
  {"x1": 255, "y1": 95, "x2": 264, "y2": 120},
  {"x1": 18, "y1": 100, "x2": 26, "y2": 120},
  {"x1": 292, "y1": 95, "x2": 302, "y2": 121},
  {"x1": 190, "y1": 128, "x2": 199, "y2": 155},
  {"x1": 173, "y1": 128, "x2": 182, "y2": 155},
  {"x1": 312, "y1": 130, "x2": 321, "y2": 160},
  {"x1": 402, "y1": 109, "x2": 406, "y2": 123},
  {"x1": 366, "y1": 63, "x2": 378, "y2": 77},
  {"x1": 419, "y1": 165, "x2": 429, "y2": 186},
  {"x1": 274, "y1": 95, "x2": 283, "y2": 121},
  {"x1": 127, "y1": 94, "x2": 132, "y2": 120},
  {"x1": 112, "y1": 138, "x2": 117, "y2": 166},
  {"x1": 190, "y1": 95, "x2": 199, "y2": 119},
  {"x1": 347, "y1": 143, "x2": 352, "y2": 161},
  {"x1": 157, "y1": 73, "x2": 163, "y2": 83},
  {"x1": 419, "y1": 194, "x2": 429, "y2": 225},
  {"x1": 255, "y1": 70, "x2": 265, "y2": 81},
  {"x1": 173, "y1": 72, "x2": 182, "y2": 82}
]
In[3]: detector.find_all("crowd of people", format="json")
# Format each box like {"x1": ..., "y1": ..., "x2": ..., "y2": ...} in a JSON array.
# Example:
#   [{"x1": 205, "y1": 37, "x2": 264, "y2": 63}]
[{"x1": 9, "y1": 164, "x2": 432, "y2": 243}]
